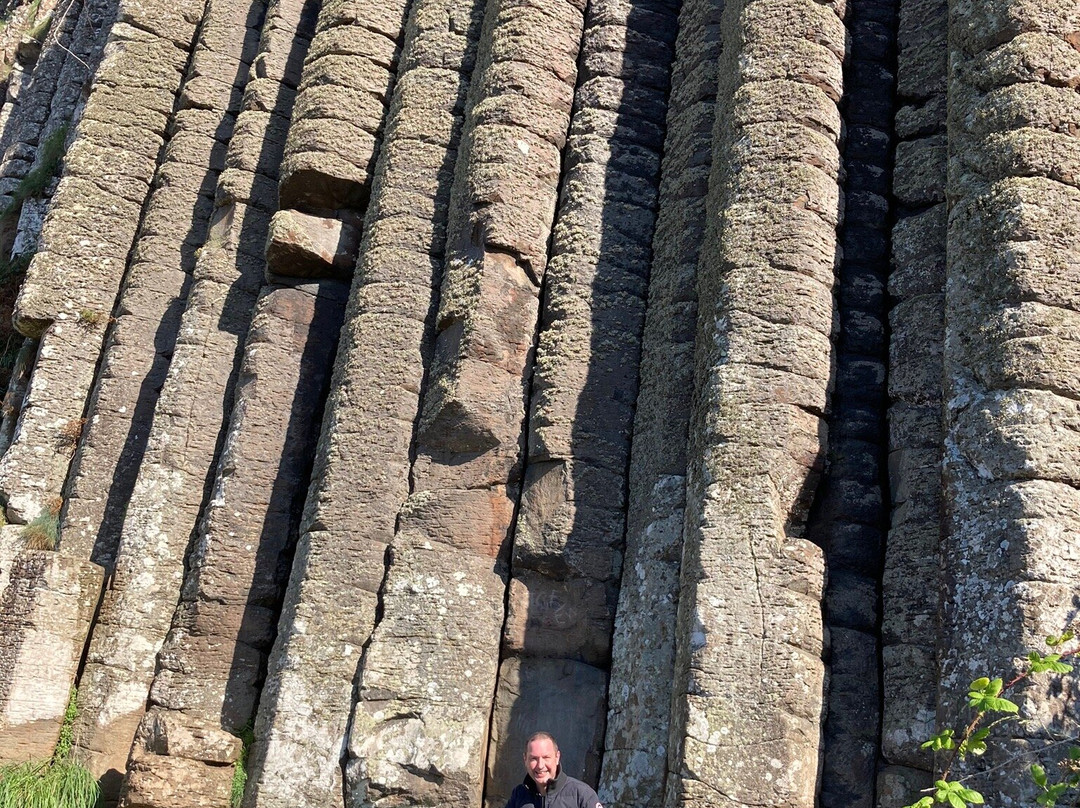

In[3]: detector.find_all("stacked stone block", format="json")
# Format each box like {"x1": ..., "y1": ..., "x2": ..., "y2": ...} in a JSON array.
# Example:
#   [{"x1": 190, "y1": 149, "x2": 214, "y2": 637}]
[
  {"x1": 814, "y1": 1, "x2": 896, "y2": 807},
  {"x1": 243, "y1": 2, "x2": 474, "y2": 805},
  {"x1": 69, "y1": 0, "x2": 308, "y2": 794},
  {"x1": 482, "y1": 0, "x2": 677, "y2": 803},
  {"x1": 343, "y1": 0, "x2": 585, "y2": 802},
  {"x1": 878, "y1": 0, "x2": 947, "y2": 799},
  {"x1": 0, "y1": 0, "x2": 201, "y2": 773}
]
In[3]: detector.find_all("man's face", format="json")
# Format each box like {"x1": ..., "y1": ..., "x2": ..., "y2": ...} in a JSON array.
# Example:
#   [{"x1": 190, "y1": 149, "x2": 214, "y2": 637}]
[{"x1": 524, "y1": 738, "x2": 560, "y2": 787}]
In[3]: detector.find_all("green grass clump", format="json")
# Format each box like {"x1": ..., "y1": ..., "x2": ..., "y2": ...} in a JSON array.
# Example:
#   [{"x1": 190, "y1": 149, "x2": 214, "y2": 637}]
[
  {"x1": 25, "y1": 12, "x2": 50, "y2": 43},
  {"x1": 0, "y1": 758, "x2": 99, "y2": 808},
  {"x1": 0, "y1": 688, "x2": 99, "y2": 808},
  {"x1": 230, "y1": 724, "x2": 255, "y2": 808},
  {"x1": 21, "y1": 508, "x2": 57, "y2": 549}
]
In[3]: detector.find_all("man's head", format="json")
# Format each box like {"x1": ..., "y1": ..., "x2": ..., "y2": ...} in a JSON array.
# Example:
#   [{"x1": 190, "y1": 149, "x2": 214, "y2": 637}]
[{"x1": 523, "y1": 732, "x2": 560, "y2": 790}]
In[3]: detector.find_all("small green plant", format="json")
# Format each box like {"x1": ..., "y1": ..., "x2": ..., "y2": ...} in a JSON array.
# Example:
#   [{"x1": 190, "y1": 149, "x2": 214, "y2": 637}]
[
  {"x1": 25, "y1": 11, "x2": 50, "y2": 43},
  {"x1": 75, "y1": 309, "x2": 102, "y2": 328},
  {"x1": 54, "y1": 687, "x2": 78, "y2": 762},
  {"x1": 0, "y1": 758, "x2": 99, "y2": 808},
  {"x1": 0, "y1": 687, "x2": 99, "y2": 808},
  {"x1": 231, "y1": 724, "x2": 255, "y2": 808},
  {"x1": 906, "y1": 631, "x2": 1080, "y2": 808},
  {"x1": 1, "y1": 123, "x2": 68, "y2": 219}
]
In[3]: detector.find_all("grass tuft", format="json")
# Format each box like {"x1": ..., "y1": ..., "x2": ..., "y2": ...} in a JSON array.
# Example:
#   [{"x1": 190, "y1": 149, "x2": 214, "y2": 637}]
[
  {"x1": 0, "y1": 758, "x2": 99, "y2": 808},
  {"x1": 230, "y1": 724, "x2": 255, "y2": 808},
  {"x1": 0, "y1": 686, "x2": 98, "y2": 807},
  {"x1": 25, "y1": 11, "x2": 50, "y2": 43},
  {"x1": 53, "y1": 687, "x2": 78, "y2": 763},
  {"x1": 21, "y1": 508, "x2": 57, "y2": 550}
]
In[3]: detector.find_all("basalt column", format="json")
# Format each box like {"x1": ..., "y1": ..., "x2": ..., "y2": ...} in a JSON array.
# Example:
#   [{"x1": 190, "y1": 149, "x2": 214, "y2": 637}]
[
  {"x1": 482, "y1": 0, "x2": 677, "y2": 803},
  {"x1": 244, "y1": 0, "x2": 481, "y2": 804},
  {"x1": 122, "y1": 275, "x2": 345, "y2": 807},
  {"x1": 0, "y1": 0, "x2": 114, "y2": 762},
  {"x1": 666, "y1": 0, "x2": 845, "y2": 805},
  {"x1": 939, "y1": 0, "x2": 1080, "y2": 803},
  {"x1": 69, "y1": 0, "x2": 309, "y2": 793},
  {"x1": 877, "y1": 0, "x2": 947, "y2": 799},
  {"x1": 0, "y1": 0, "x2": 202, "y2": 766},
  {"x1": 116, "y1": 3, "x2": 340, "y2": 807},
  {"x1": 0, "y1": 0, "x2": 201, "y2": 525},
  {"x1": 599, "y1": 0, "x2": 723, "y2": 804},
  {"x1": 341, "y1": 0, "x2": 584, "y2": 803},
  {"x1": 814, "y1": 0, "x2": 896, "y2": 806}
]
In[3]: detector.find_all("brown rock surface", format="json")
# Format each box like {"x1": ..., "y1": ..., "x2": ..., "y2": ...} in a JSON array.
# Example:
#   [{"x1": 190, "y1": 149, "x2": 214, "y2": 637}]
[
  {"x1": 70, "y1": 0, "x2": 304, "y2": 794},
  {"x1": 666, "y1": 2, "x2": 843, "y2": 808},
  {"x1": 247, "y1": 1, "x2": 483, "y2": 805},
  {"x1": 343, "y1": 0, "x2": 585, "y2": 801}
]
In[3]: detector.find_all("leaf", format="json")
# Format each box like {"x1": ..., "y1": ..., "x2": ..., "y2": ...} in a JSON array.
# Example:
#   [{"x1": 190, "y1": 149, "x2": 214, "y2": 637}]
[
  {"x1": 958, "y1": 788, "x2": 984, "y2": 804},
  {"x1": 947, "y1": 794, "x2": 966, "y2": 808},
  {"x1": 1032, "y1": 764, "x2": 1048, "y2": 788},
  {"x1": 969, "y1": 677, "x2": 991, "y2": 692},
  {"x1": 903, "y1": 797, "x2": 934, "y2": 808},
  {"x1": 922, "y1": 730, "x2": 956, "y2": 752},
  {"x1": 1028, "y1": 653, "x2": 1074, "y2": 675},
  {"x1": 986, "y1": 696, "x2": 1019, "y2": 714},
  {"x1": 1069, "y1": 747, "x2": 1080, "y2": 761}
]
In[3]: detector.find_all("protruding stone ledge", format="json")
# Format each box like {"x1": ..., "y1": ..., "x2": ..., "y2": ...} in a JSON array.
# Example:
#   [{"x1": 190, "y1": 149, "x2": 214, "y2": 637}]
[{"x1": 264, "y1": 208, "x2": 361, "y2": 281}]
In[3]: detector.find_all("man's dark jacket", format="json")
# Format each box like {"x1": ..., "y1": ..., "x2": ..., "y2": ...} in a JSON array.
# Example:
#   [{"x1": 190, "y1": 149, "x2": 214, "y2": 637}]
[{"x1": 503, "y1": 768, "x2": 603, "y2": 808}]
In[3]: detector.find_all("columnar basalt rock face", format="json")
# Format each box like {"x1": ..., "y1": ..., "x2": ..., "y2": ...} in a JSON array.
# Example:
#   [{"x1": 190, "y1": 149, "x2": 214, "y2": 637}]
[
  {"x1": 345, "y1": 0, "x2": 585, "y2": 801},
  {"x1": 243, "y1": 1, "x2": 473, "y2": 805},
  {"x1": 665, "y1": 1, "x2": 845, "y2": 807},
  {"x1": 879, "y1": 0, "x2": 945, "y2": 796},
  {"x1": 599, "y1": 2, "x2": 719, "y2": 804},
  {"x1": 940, "y1": 0, "x2": 1080, "y2": 803},
  {"x1": 69, "y1": 0, "x2": 307, "y2": 794},
  {"x1": 814, "y1": 2, "x2": 893, "y2": 806},
  {"x1": 484, "y1": 0, "x2": 676, "y2": 803},
  {"x1": 0, "y1": 0, "x2": 1076, "y2": 806}
]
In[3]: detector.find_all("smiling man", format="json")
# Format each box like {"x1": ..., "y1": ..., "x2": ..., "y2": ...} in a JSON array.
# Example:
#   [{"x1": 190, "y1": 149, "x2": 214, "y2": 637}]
[{"x1": 504, "y1": 732, "x2": 605, "y2": 808}]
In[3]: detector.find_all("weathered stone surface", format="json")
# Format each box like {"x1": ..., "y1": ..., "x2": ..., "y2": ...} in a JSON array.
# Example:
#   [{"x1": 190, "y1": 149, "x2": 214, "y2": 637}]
[
  {"x1": 342, "y1": 0, "x2": 585, "y2": 800},
  {"x1": 940, "y1": 4, "x2": 1080, "y2": 805},
  {"x1": 0, "y1": 0, "x2": 1076, "y2": 803},
  {"x1": 0, "y1": 547, "x2": 102, "y2": 762},
  {"x1": 599, "y1": 3, "x2": 720, "y2": 802},
  {"x1": 486, "y1": 0, "x2": 675, "y2": 797},
  {"x1": 276, "y1": 0, "x2": 407, "y2": 209},
  {"x1": 665, "y1": 3, "x2": 841, "y2": 808},
  {"x1": 126, "y1": 280, "x2": 345, "y2": 808},
  {"x1": 248, "y1": 1, "x2": 483, "y2": 805},
  {"x1": 0, "y1": 15, "x2": 198, "y2": 525},
  {"x1": 70, "y1": 0, "x2": 300, "y2": 789},
  {"x1": 880, "y1": 0, "x2": 947, "y2": 782}
]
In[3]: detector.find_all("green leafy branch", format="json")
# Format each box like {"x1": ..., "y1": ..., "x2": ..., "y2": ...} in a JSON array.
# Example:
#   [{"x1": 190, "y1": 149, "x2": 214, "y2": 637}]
[{"x1": 905, "y1": 630, "x2": 1080, "y2": 808}]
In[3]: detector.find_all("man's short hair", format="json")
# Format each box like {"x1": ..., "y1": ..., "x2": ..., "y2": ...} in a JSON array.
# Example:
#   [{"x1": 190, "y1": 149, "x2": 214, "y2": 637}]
[{"x1": 523, "y1": 731, "x2": 559, "y2": 755}]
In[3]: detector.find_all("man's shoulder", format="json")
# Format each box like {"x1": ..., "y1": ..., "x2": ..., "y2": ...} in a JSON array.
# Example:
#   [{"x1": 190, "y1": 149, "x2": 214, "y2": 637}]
[{"x1": 561, "y1": 775, "x2": 604, "y2": 808}]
